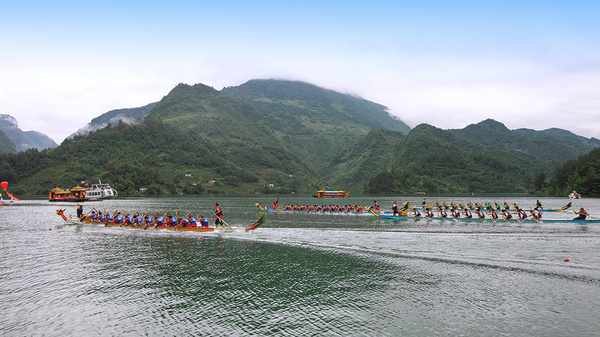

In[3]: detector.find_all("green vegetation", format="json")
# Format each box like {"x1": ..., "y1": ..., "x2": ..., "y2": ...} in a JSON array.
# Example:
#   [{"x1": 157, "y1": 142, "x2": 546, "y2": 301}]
[
  {"x1": 1, "y1": 80, "x2": 598, "y2": 197},
  {"x1": 0, "y1": 83, "x2": 321, "y2": 196},
  {"x1": 361, "y1": 121, "x2": 599, "y2": 195},
  {"x1": 0, "y1": 130, "x2": 16, "y2": 154},
  {"x1": 542, "y1": 147, "x2": 600, "y2": 196},
  {"x1": 222, "y1": 79, "x2": 411, "y2": 175}
]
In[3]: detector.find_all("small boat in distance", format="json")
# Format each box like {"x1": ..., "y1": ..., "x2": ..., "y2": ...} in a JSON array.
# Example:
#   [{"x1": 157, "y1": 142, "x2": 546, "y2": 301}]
[
  {"x1": 313, "y1": 190, "x2": 350, "y2": 198},
  {"x1": 86, "y1": 180, "x2": 118, "y2": 200},
  {"x1": 569, "y1": 191, "x2": 581, "y2": 199}
]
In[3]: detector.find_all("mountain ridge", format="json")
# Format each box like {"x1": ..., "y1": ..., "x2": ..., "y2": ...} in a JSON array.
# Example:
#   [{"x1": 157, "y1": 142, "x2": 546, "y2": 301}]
[
  {"x1": 0, "y1": 114, "x2": 58, "y2": 152},
  {"x1": 2, "y1": 80, "x2": 599, "y2": 196}
]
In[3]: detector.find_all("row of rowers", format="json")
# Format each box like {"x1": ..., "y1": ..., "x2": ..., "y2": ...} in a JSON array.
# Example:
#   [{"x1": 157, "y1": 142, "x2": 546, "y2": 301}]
[
  {"x1": 392, "y1": 202, "x2": 542, "y2": 220},
  {"x1": 84, "y1": 209, "x2": 213, "y2": 227},
  {"x1": 414, "y1": 200, "x2": 542, "y2": 211},
  {"x1": 278, "y1": 204, "x2": 366, "y2": 212}
]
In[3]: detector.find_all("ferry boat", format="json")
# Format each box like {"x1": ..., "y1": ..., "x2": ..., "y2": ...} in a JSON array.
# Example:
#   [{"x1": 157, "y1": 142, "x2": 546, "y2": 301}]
[
  {"x1": 86, "y1": 181, "x2": 118, "y2": 200},
  {"x1": 313, "y1": 190, "x2": 350, "y2": 198}
]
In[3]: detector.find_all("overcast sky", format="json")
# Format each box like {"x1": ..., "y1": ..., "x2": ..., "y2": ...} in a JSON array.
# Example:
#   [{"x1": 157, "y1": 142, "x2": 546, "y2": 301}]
[{"x1": 1, "y1": 1, "x2": 599, "y2": 143}]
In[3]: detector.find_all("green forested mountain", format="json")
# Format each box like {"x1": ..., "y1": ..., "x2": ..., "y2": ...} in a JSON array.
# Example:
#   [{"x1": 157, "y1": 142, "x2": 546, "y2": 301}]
[
  {"x1": 323, "y1": 129, "x2": 405, "y2": 191},
  {"x1": 362, "y1": 124, "x2": 543, "y2": 194},
  {"x1": 1, "y1": 81, "x2": 598, "y2": 197},
  {"x1": 515, "y1": 127, "x2": 600, "y2": 147},
  {"x1": 450, "y1": 119, "x2": 598, "y2": 167},
  {"x1": 0, "y1": 114, "x2": 58, "y2": 151},
  {"x1": 545, "y1": 147, "x2": 600, "y2": 196},
  {"x1": 0, "y1": 83, "x2": 320, "y2": 196},
  {"x1": 221, "y1": 79, "x2": 411, "y2": 174},
  {"x1": 0, "y1": 130, "x2": 16, "y2": 154},
  {"x1": 353, "y1": 120, "x2": 599, "y2": 194}
]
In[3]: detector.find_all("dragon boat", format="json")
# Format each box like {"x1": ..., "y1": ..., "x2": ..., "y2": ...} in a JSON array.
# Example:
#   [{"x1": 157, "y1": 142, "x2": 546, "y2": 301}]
[
  {"x1": 256, "y1": 203, "x2": 373, "y2": 215},
  {"x1": 56, "y1": 209, "x2": 266, "y2": 232},
  {"x1": 365, "y1": 207, "x2": 600, "y2": 224},
  {"x1": 406, "y1": 202, "x2": 572, "y2": 213},
  {"x1": 255, "y1": 202, "x2": 572, "y2": 217}
]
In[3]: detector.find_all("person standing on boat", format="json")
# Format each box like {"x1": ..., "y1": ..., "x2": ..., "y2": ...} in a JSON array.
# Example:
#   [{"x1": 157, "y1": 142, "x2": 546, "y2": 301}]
[
  {"x1": 536, "y1": 200, "x2": 543, "y2": 209},
  {"x1": 392, "y1": 201, "x2": 399, "y2": 216},
  {"x1": 273, "y1": 198, "x2": 279, "y2": 210},
  {"x1": 214, "y1": 203, "x2": 224, "y2": 228},
  {"x1": 76, "y1": 204, "x2": 83, "y2": 218},
  {"x1": 373, "y1": 201, "x2": 380, "y2": 212},
  {"x1": 573, "y1": 207, "x2": 589, "y2": 220}
]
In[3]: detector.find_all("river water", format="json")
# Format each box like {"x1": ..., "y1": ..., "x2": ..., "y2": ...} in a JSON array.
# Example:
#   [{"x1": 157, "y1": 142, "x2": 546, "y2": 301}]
[{"x1": 1, "y1": 196, "x2": 599, "y2": 336}]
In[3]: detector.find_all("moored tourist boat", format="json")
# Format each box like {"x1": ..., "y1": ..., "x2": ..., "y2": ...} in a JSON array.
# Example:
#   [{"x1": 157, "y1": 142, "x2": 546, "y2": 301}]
[
  {"x1": 49, "y1": 186, "x2": 88, "y2": 202},
  {"x1": 313, "y1": 190, "x2": 350, "y2": 198},
  {"x1": 49, "y1": 181, "x2": 118, "y2": 202},
  {"x1": 85, "y1": 180, "x2": 118, "y2": 200}
]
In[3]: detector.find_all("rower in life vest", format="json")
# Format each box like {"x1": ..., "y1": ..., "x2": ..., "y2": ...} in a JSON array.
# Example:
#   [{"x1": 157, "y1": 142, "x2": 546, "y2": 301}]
[
  {"x1": 531, "y1": 208, "x2": 542, "y2": 220},
  {"x1": 464, "y1": 208, "x2": 473, "y2": 218},
  {"x1": 439, "y1": 208, "x2": 448, "y2": 218},
  {"x1": 214, "y1": 203, "x2": 224, "y2": 227}
]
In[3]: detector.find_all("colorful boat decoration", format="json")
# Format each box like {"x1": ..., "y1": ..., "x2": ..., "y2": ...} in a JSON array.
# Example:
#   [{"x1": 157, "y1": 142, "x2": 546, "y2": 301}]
[
  {"x1": 313, "y1": 190, "x2": 350, "y2": 198},
  {"x1": 49, "y1": 186, "x2": 88, "y2": 202}
]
